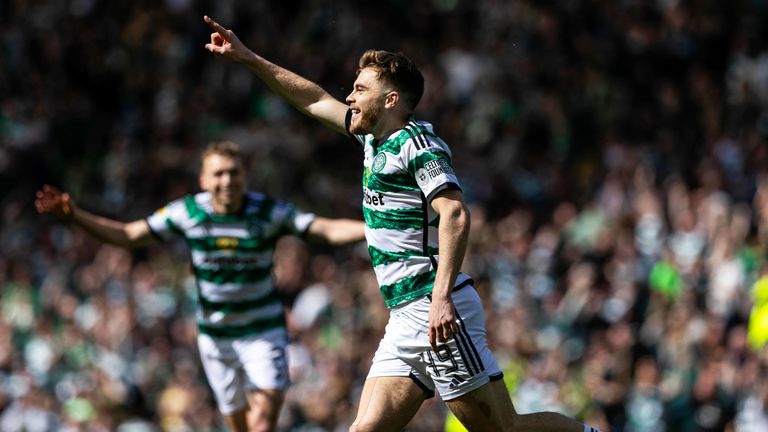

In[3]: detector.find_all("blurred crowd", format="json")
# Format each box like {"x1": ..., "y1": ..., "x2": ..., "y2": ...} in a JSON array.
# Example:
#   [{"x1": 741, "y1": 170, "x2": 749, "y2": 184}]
[{"x1": 3, "y1": 0, "x2": 768, "y2": 430}]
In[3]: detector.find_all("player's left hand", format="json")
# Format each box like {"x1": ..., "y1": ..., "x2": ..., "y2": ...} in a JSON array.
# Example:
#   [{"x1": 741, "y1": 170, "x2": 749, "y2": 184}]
[{"x1": 428, "y1": 295, "x2": 458, "y2": 351}]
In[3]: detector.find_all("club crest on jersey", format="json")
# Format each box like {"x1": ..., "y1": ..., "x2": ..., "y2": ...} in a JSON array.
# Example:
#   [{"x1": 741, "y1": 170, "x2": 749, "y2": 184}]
[
  {"x1": 216, "y1": 237, "x2": 239, "y2": 249},
  {"x1": 372, "y1": 153, "x2": 387, "y2": 173}
]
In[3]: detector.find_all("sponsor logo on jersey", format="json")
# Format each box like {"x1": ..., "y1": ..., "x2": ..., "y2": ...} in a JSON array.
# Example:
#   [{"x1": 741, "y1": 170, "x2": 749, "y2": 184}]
[
  {"x1": 363, "y1": 187, "x2": 386, "y2": 206},
  {"x1": 216, "y1": 237, "x2": 239, "y2": 249},
  {"x1": 372, "y1": 153, "x2": 387, "y2": 173},
  {"x1": 203, "y1": 254, "x2": 260, "y2": 268}
]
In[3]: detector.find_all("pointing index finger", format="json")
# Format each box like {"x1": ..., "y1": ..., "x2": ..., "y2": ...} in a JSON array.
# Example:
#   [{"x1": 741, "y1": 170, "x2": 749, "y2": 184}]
[{"x1": 203, "y1": 15, "x2": 229, "y2": 40}]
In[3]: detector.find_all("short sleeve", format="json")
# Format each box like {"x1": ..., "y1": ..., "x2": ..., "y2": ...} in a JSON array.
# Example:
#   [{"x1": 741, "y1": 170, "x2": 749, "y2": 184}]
[
  {"x1": 272, "y1": 200, "x2": 317, "y2": 236},
  {"x1": 404, "y1": 134, "x2": 462, "y2": 202},
  {"x1": 146, "y1": 199, "x2": 186, "y2": 241}
]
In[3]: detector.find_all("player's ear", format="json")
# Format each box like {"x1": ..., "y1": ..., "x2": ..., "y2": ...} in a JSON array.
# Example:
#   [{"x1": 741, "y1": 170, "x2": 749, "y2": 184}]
[{"x1": 384, "y1": 91, "x2": 400, "y2": 109}]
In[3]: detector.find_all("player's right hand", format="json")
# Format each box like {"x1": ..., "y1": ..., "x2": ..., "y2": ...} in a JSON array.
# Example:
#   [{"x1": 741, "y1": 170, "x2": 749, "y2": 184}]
[
  {"x1": 427, "y1": 296, "x2": 458, "y2": 352},
  {"x1": 35, "y1": 185, "x2": 74, "y2": 219},
  {"x1": 203, "y1": 15, "x2": 250, "y2": 63}
]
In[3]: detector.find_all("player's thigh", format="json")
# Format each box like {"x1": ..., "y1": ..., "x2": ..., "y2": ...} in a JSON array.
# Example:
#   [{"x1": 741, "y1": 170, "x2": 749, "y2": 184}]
[
  {"x1": 197, "y1": 335, "x2": 249, "y2": 415},
  {"x1": 445, "y1": 378, "x2": 517, "y2": 432},
  {"x1": 239, "y1": 329, "x2": 290, "y2": 389},
  {"x1": 350, "y1": 376, "x2": 426, "y2": 432},
  {"x1": 246, "y1": 389, "x2": 285, "y2": 431}
]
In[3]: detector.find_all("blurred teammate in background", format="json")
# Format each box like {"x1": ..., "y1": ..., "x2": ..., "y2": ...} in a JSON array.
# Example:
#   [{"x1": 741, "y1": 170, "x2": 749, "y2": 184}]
[
  {"x1": 35, "y1": 141, "x2": 366, "y2": 432},
  {"x1": 203, "y1": 16, "x2": 600, "y2": 432}
]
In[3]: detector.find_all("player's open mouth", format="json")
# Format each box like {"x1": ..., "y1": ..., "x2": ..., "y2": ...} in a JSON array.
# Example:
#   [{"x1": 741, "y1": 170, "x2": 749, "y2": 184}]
[{"x1": 351, "y1": 108, "x2": 361, "y2": 119}]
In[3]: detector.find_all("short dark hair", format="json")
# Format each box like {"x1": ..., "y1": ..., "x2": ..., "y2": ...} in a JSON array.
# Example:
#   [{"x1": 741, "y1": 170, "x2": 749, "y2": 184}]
[{"x1": 357, "y1": 50, "x2": 424, "y2": 112}]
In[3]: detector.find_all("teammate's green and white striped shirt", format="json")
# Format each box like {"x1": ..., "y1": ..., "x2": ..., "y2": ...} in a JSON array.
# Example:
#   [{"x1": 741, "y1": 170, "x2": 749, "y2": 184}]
[
  {"x1": 146, "y1": 191, "x2": 316, "y2": 338},
  {"x1": 348, "y1": 117, "x2": 473, "y2": 308}
]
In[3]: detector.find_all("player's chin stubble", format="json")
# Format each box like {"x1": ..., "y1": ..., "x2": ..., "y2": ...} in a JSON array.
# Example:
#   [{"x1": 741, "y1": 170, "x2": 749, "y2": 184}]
[{"x1": 350, "y1": 106, "x2": 382, "y2": 135}]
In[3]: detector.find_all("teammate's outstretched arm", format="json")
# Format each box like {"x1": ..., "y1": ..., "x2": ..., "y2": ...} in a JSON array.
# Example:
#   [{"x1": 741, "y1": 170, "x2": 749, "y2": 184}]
[
  {"x1": 35, "y1": 184, "x2": 155, "y2": 248},
  {"x1": 305, "y1": 217, "x2": 366, "y2": 246},
  {"x1": 204, "y1": 16, "x2": 349, "y2": 134}
]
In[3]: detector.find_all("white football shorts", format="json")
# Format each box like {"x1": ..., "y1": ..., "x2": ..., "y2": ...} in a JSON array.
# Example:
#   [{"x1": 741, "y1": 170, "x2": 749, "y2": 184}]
[
  {"x1": 197, "y1": 327, "x2": 289, "y2": 414},
  {"x1": 367, "y1": 285, "x2": 503, "y2": 400}
]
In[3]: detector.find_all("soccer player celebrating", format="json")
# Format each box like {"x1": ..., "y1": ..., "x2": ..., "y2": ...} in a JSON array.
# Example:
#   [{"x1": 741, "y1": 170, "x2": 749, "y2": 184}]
[
  {"x1": 35, "y1": 141, "x2": 366, "y2": 432},
  {"x1": 202, "y1": 16, "x2": 602, "y2": 432}
]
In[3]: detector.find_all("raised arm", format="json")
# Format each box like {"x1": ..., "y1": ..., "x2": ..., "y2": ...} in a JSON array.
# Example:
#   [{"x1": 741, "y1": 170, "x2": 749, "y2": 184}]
[
  {"x1": 35, "y1": 185, "x2": 156, "y2": 249},
  {"x1": 204, "y1": 16, "x2": 349, "y2": 134},
  {"x1": 305, "y1": 217, "x2": 366, "y2": 246},
  {"x1": 427, "y1": 188, "x2": 470, "y2": 351}
]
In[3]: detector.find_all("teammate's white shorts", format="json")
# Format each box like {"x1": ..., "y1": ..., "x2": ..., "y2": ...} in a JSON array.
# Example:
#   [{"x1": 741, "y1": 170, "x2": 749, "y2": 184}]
[
  {"x1": 367, "y1": 285, "x2": 503, "y2": 401},
  {"x1": 197, "y1": 327, "x2": 289, "y2": 414}
]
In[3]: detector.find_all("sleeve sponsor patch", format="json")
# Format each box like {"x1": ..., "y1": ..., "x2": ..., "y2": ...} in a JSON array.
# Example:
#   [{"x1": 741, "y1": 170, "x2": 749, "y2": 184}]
[{"x1": 415, "y1": 158, "x2": 454, "y2": 187}]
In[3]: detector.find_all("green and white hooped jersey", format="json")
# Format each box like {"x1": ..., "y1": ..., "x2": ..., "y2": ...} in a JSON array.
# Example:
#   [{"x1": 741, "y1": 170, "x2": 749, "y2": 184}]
[
  {"x1": 349, "y1": 117, "x2": 473, "y2": 308},
  {"x1": 146, "y1": 192, "x2": 316, "y2": 338}
]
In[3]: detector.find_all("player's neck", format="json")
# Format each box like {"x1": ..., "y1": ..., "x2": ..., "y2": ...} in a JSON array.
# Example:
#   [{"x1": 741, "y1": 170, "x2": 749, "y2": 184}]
[
  {"x1": 372, "y1": 114, "x2": 409, "y2": 140},
  {"x1": 211, "y1": 197, "x2": 243, "y2": 215}
]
